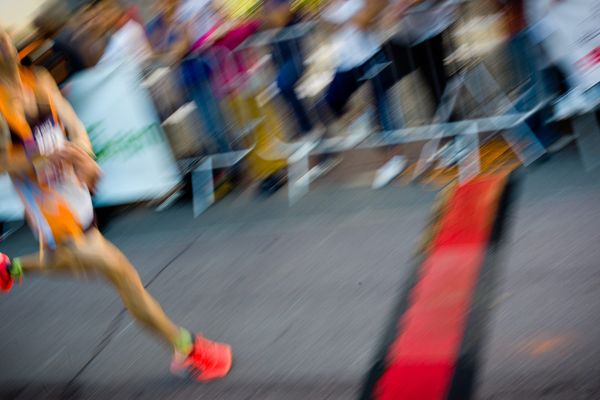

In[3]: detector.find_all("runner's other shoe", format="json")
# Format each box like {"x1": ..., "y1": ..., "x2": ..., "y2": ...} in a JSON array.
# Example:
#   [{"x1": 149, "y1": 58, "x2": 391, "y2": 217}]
[
  {"x1": 171, "y1": 334, "x2": 232, "y2": 382},
  {"x1": 0, "y1": 253, "x2": 13, "y2": 293}
]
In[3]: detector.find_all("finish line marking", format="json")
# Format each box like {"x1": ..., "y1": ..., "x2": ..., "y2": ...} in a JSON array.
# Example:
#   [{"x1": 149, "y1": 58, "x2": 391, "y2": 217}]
[{"x1": 361, "y1": 173, "x2": 515, "y2": 400}]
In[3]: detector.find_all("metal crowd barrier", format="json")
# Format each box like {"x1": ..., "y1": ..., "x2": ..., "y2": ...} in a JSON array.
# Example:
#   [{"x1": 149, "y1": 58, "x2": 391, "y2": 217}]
[
  {"x1": 277, "y1": 1, "x2": 549, "y2": 205},
  {"x1": 179, "y1": 1, "x2": 587, "y2": 214}
]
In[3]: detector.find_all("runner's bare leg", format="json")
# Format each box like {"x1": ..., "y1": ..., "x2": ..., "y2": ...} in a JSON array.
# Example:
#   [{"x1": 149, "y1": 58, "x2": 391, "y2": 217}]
[{"x1": 16, "y1": 228, "x2": 181, "y2": 349}]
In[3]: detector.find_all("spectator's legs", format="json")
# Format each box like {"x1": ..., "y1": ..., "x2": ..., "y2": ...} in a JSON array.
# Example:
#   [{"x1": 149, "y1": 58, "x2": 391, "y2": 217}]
[
  {"x1": 511, "y1": 31, "x2": 561, "y2": 149},
  {"x1": 277, "y1": 59, "x2": 313, "y2": 135},
  {"x1": 380, "y1": 39, "x2": 418, "y2": 91},
  {"x1": 415, "y1": 32, "x2": 451, "y2": 113},
  {"x1": 180, "y1": 57, "x2": 232, "y2": 153},
  {"x1": 369, "y1": 52, "x2": 399, "y2": 133},
  {"x1": 321, "y1": 67, "x2": 364, "y2": 119},
  {"x1": 314, "y1": 65, "x2": 364, "y2": 132},
  {"x1": 375, "y1": 39, "x2": 420, "y2": 147}
]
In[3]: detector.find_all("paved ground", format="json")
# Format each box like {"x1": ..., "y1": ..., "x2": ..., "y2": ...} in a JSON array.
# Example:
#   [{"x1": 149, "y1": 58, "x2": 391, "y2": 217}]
[
  {"x1": 0, "y1": 176, "x2": 435, "y2": 399},
  {"x1": 474, "y1": 146, "x2": 600, "y2": 400},
  {"x1": 1, "y1": 144, "x2": 600, "y2": 399}
]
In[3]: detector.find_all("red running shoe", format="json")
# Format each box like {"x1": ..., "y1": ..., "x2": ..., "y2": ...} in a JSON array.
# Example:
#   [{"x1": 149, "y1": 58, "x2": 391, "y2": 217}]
[
  {"x1": 171, "y1": 334, "x2": 232, "y2": 382},
  {"x1": 0, "y1": 253, "x2": 13, "y2": 293}
]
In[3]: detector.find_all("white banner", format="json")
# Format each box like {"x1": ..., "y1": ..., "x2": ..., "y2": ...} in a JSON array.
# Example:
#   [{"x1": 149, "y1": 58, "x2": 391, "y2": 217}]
[
  {"x1": 1, "y1": 63, "x2": 180, "y2": 221},
  {"x1": 534, "y1": 0, "x2": 600, "y2": 91},
  {"x1": 0, "y1": 175, "x2": 24, "y2": 221},
  {"x1": 63, "y1": 63, "x2": 181, "y2": 206}
]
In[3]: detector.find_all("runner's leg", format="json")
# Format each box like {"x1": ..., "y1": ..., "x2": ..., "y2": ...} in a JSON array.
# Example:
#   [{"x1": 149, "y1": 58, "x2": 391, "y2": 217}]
[
  {"x1": 16, "y1": 229, "x2": 183, "y2": 350},
  {"x1": 4, "y1": 228, "x2": 232, "y2": 380}
]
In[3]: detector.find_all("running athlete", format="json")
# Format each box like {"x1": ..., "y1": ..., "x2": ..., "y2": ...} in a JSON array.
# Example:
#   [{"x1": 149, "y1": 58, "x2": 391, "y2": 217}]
[{"x1": 0, "y1": 27, "x2": 232, "y2": 381}]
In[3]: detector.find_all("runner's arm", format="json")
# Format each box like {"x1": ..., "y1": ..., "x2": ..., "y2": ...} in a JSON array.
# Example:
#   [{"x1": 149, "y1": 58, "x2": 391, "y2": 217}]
[
  {"x1": 37, "y1": 69, "x2": 95, "y2": 158},
  {"x1": 0, "y1": 116, "x2": 36, "y2": 175}
]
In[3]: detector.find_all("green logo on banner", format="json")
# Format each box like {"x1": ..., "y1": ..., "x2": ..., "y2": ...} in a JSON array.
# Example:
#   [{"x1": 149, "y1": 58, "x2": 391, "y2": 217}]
[{"x1": 87, "y1": 122, "x2": 165, "y2": 161}]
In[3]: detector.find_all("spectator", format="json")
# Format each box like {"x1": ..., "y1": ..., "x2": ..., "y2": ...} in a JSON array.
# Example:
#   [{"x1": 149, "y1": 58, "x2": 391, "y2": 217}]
[
  {"x1": 375, "y1": 0, "x2": 466, "y2": 172},
  {"x1": 71, "y1": 5, "x2": 111, "y2": 67},
  {"x1": 147, "y1": 0, "x2": 198, "y2": 64},
  {"x1": 147, "y1": 0, "x2": 183, "y2": 60},
  {"x1": 32, "y1": 2, "x2": 91, "y2": 76},
  {"x1": 317, "y1": 0, "x2": 395, "y2": 132},
  {"x1": 265, "y1": 0, "x2": 315, "y2": 138},
  {"x1": 380, "y1": 0, "x2": 457, "y2": 122},
  {"x1": 168, "y1": 0, "x2": 224, "y2": 57},
  {"x1": 499, "y1": 0, "x2": 566, "y2": 151},
  {"x1": 151, "y1": 0, "x2": 234, "y2": 153},
  {"x1": 97, "y1": 1, "x2": 155, "y2": 69}
]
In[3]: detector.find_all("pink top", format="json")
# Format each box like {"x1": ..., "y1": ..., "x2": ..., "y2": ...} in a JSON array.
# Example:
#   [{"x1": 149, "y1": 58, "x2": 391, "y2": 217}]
[
  {"x1": 190, "y1": 22, "x2": 224, "y2": 52},
  {"x1": 198, "y1": 20, "x2": 263, "y2": 96}
]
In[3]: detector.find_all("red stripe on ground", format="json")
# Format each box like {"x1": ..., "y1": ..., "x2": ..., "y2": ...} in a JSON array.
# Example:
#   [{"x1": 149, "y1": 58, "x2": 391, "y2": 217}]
[{"x1": 375, "y1": 174, "x2": 507, "y2": 400}]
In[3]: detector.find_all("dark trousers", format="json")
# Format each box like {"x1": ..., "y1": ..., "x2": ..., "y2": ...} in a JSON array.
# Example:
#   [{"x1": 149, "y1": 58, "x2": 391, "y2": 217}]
[
  {"x1": 323, "y1": 51, "x2": 396, "y2": 131},
  {"x1": 508, "y1": 30, "x2": 568, "y2": 148},
  {"x1": 380, "y1": 32, "x2": 451, "y2": 113},
  {"x1": 277, "y1": 58, "x2": 313, "y2": 134},
  {"x1": 180, "y1": 57, "x2": 232, "y2": 153}
]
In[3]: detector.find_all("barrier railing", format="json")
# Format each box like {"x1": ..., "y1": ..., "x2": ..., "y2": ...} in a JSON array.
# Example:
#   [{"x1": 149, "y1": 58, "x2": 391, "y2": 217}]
[{"x1": 179, "y1": 1, "x2": 569, "y2": 212}]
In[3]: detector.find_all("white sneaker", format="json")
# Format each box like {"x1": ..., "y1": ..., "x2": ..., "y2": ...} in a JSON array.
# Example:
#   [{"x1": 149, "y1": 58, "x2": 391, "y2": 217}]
[{"x1": 372, "y1": 156, "x2": 407, "y2": 189}]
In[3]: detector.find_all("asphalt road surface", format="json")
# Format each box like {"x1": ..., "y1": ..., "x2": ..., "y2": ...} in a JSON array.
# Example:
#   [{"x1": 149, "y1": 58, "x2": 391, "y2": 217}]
[{"x1": 1, "y1": 145, "x2": 599, "y2": 399}]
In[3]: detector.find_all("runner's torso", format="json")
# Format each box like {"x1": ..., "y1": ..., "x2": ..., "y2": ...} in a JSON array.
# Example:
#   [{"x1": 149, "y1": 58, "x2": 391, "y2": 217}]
[{"x1": 0, "y1": 68, "x2": 94, "y2": 249}]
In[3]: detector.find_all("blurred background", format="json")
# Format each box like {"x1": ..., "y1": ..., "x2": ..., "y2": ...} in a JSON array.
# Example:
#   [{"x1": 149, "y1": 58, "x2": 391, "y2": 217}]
[
  {"x1": 2, "y1": 0, "x2": 594, "y2": 213},
  {"x1": 1, "y1": 0, "x2": 600, "y2": 399}
]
